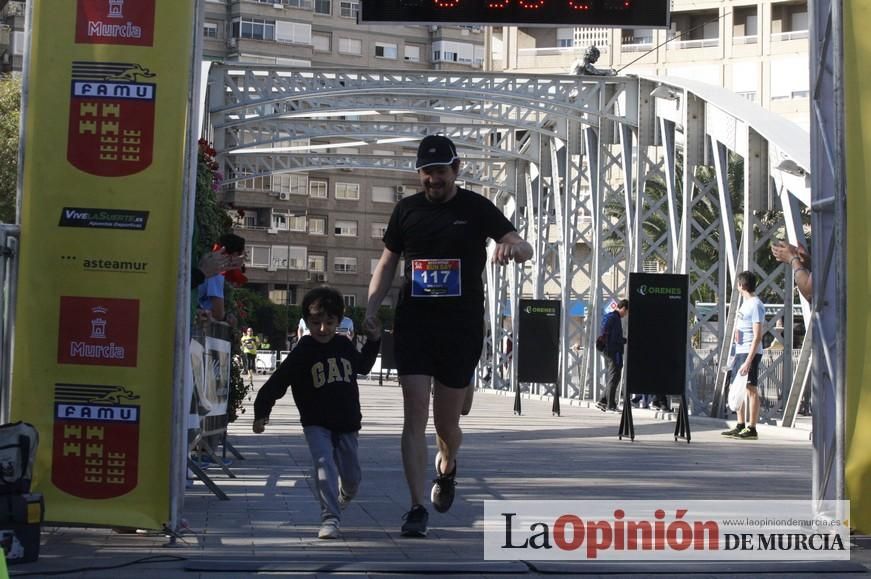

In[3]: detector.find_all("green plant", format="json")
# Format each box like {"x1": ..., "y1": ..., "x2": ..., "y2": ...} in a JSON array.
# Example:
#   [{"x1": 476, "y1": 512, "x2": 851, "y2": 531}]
[{"x1": 0, "y1": 76, "x2": 21, "y2": 223}]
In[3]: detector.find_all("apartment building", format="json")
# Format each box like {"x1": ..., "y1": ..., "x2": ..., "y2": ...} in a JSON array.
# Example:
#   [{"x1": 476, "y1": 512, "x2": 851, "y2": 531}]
[
  {"x1": 0, "y1": 1, "x2": 25, "y2": 74},
  {"x1": 489, "y1": 0, "x2": 810, "y2": 128},
  {"x1": 203, "y1": 0, "x2": 486, "y2": 309}
]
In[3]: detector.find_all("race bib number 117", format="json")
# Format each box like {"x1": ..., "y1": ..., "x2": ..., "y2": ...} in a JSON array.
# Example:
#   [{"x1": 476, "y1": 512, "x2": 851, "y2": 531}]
[{"x1": 411, "y1": 259, "x2": 461, "y2": 297}]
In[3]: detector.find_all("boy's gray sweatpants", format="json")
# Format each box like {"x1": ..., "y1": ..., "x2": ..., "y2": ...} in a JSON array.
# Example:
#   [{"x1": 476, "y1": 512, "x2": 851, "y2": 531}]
[{"x1": 303, "y1": 425, "x2": 361, "y2": 522}]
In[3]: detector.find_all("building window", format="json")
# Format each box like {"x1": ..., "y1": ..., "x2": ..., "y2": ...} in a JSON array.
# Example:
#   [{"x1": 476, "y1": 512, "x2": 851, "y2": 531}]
[
  {"x1": 271, "y1": 245, "x2": 307, "y2": 270},
  {"x1": 246, "y1": 245, "x2": 270, "y2": 268},
  {"x1": 272, "y1": 209, "x2": 290, "y2": 230},
  {"x1": 335, "y1": 182, "x2": 360, "y2": 201},
  {"x1": 334, "y1": 257, "x2": 358, "y2": 274},
  {"x1": 371, "y1": 185, "x2": 395, "y2": 203},
  {"x1": 312, "y1": 32, "x2": 331, "y2": 52},
  {"x1": 309, "y1": 254, "x2": 326, "y2": 272},
  {"x1": 204, "y1": 22, "x2": 219, "y2": 39},
  {"x1": 275, "y1": 21, "x2": 311, "y2": 45},
  {"x1": 334, "y1": 220, "x2": 358, "y2": 237},
  {"x1": 375, "y1": 42, "x2": 398, "y2": 59},
  {"x1": 314, "y1": 0, "x2": 331, "y2": 15},
  {"x1": 289, "y1": 215, "x2": 307, "y2": 232},
  {"x1": 232, "y1": 18, "x2": 276, "y2": 41},
  {"x1": 238, "y1": 172, "x2": 271, "y2": 191},
  {"x1": 370, "y1": 258, "x2": 380, "y2": 274},
  {"x1": 338, "y1": 37, "x2": 362, "y2": 55},
  {"x1": 339, "y1": 0, "x2": 359, "y2": 19},
  {"x1": 310, "y1": 180, "x2": 328, "y2": 198},
  {"x1": 371, "y1": 222, "x2": 388, "y2": 238},
  {"x1": 343, "y1": 295, "x2": 356, "y2": 307},
  {"x1": 309, "y1": 216, "x2": 326, "y2": 235},
  {"x1": 556, "y1": 28, "x2": 574, "y2": 48},
  {"x1": 275, "y1": 174, "x2": 308, "y2": 196},
  {"x1": 404, "y1": 44, "x2": 421, "y2": 62}
]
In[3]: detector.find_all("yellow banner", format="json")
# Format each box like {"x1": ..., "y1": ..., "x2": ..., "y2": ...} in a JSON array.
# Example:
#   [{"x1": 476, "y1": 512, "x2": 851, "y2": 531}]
[
  {"x1": 11, "y1": 0, "x2": 195, "y2": 528},
  {"x1": 845, "y1": 0, "x2": 871, "y2": 535}
]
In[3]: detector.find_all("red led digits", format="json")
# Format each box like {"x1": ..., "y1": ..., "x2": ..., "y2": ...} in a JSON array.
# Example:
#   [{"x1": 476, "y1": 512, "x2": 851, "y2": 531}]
[
  {"x1": 487, "y1": 0, "x2": 510, "y2": 7},
  {"x1": 568, "y1": 0, "x2": 591, "y2": 9},
  {"x1": 433, "y1": 0, "x2": 460, "y2": 7},
  {"x1": 517, "y1": 0, "x2": 545, "y2": 8}
]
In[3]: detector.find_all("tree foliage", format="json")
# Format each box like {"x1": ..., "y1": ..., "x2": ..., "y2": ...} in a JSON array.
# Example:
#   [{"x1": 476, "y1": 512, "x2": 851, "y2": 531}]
[{"x1": 0, "y1": 76, "x2": 21, "y2": 223}]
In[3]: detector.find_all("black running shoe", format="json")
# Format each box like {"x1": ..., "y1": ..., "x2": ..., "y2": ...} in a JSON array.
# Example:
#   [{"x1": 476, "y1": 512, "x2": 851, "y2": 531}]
[
  {"x1": 431, "y1": 452, "x2": 457, "y2": 513},
  {"x1": 401, "y1": 504, "x2": 429, "y2": 537}
]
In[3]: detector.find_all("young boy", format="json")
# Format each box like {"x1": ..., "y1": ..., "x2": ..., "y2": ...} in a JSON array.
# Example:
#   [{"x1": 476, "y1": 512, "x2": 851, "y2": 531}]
[{"x1": 253, "y1": 287, "x2": 381, "y2": 539}]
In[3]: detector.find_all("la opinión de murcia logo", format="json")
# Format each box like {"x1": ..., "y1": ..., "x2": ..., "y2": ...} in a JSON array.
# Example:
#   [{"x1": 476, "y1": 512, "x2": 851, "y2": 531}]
[
  {"x1": 76, "y1": 0, "x2": 155, "y2": 47},
  {"x1": 67, "y1": 62, "x2": 156, "y2": 177},
  {"x1": 57, "y1": 296, "x2": 139, "y2": 367}
]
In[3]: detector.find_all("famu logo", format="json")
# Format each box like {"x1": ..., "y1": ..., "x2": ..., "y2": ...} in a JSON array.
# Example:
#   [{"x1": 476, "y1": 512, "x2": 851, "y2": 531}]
[
  {"x1": 637, "y1": 285, "x2": 682, "y2": 297},
  {"x1": 59, "y1": 207, "x2": 149, "y2": 231}
]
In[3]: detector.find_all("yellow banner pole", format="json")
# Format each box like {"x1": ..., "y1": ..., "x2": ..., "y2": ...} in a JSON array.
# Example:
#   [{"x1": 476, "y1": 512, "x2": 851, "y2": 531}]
[
  {"x1": 11, "y1": 0, "x2": 196, "y2": 529},
  {"x1": 844, "y1": 0, "x2": 871, "y2": 535}
]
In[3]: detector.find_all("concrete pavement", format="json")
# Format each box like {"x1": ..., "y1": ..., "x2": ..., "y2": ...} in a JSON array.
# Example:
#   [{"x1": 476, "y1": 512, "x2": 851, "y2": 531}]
[{"x1": 11, "y1": 377, "x2": 870, "y2": 578}]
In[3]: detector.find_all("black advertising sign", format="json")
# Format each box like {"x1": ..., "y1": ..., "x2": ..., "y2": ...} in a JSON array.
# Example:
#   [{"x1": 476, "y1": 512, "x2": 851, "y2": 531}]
[
  {"x1": 626, "y1": 273, "x2": 689, "y2": 396},
  {"x1": 517, "y1": 299, "x2": 561, "y2": 383}
]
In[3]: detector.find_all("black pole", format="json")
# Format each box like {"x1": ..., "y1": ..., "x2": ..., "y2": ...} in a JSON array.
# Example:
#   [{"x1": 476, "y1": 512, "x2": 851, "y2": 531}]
[{"x1": 618, "y1": 386, "x2": 634, "y2": 440}]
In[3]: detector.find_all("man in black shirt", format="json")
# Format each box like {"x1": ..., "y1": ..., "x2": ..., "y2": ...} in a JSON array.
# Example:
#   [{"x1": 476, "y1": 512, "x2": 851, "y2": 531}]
[
  {"x1": 253, "y1": 287, "x2": 381, "y2": 540},
  {"x1": 366, "y1": 135, "x2": 533, "y2": 537}
]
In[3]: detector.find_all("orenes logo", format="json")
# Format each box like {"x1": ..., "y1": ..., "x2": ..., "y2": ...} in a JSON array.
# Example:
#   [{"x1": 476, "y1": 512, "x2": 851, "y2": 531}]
[{"x1": 637, "y1": 285, "x2": 647, "y2": 296}]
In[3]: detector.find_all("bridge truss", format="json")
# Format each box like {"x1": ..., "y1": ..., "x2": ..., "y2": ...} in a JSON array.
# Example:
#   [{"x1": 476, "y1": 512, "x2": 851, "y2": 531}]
[{"x1": 207, "y1": 64, "x2": 813, "y2": 427}]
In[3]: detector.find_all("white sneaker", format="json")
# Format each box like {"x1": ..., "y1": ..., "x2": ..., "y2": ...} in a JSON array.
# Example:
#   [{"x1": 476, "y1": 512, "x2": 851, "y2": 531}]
[{"x1": 318, "y1": 519, "x2": 340, "y2": 539}]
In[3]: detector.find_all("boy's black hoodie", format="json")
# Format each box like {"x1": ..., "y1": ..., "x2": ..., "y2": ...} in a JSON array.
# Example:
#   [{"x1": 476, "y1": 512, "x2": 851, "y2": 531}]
[{"x1": 253, "y1": 335, "x2": 380, "y2": 432}]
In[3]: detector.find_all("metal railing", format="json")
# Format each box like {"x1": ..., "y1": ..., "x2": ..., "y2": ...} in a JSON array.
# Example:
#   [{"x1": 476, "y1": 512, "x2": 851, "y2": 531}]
[{"x1": 0, "y1": 224, "x2": 19, "y2": 423}]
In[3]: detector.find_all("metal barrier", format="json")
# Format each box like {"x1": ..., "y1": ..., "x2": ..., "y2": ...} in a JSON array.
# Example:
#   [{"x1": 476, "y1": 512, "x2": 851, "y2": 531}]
[
  {"x1": 187, "y1": 320, "x2": 244, "y2": 500},
  {"x1": 0, "y1": 225, "x2": 20, "y2": 424}
]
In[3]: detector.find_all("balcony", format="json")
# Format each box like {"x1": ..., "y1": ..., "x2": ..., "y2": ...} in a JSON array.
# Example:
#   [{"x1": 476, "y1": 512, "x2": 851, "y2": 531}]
[
  {"x1": 668, "y1": 38, "x2": 719, "y2": 50},
  {"x1": 621, "y1": 41, "x2": 653, "y2": 53},
  {"x1": 771, "y1": 30, "x2": 808, "y2": 42},
  {"x1": 733, "y1": 35, "x2": 758, "y2": 45}
]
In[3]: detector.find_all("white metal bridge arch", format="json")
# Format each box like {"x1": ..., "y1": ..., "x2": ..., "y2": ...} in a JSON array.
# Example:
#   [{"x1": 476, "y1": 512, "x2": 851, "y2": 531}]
[{"x1": 207, "y1": 63, "x2": 813, "y2": 440}]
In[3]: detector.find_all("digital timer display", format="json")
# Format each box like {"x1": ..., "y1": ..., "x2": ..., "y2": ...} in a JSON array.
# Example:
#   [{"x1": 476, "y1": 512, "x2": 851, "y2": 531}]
[{"x1": 360, "y1": 0, "x2": 669, "y2": 28}]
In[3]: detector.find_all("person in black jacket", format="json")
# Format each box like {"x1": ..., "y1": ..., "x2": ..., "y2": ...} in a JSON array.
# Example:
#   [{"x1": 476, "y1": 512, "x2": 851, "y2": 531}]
[
  {"x1": 252, "y1": 287, "x2": 381, "y2": 540},
  {"x1": 596, "y1": 299, "x2": 630, "y2": 412}
]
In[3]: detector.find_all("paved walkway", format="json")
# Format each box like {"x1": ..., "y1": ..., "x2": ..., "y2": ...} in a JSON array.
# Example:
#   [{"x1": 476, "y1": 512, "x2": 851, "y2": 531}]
[{"x1": 13, "y1": 377, "x2": 871, "y2": 578}]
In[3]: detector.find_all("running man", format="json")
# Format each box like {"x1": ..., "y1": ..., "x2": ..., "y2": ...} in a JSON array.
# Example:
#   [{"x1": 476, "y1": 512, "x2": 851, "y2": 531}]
[{"x1": 365, "y1": 135, "x2": 533, "y2": 537}]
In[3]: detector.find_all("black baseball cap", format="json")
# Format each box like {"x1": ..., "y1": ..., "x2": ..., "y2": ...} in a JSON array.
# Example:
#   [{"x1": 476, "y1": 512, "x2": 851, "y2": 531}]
[{"x1": 415, "y1": 135, "x2": 458, "y2": 170}]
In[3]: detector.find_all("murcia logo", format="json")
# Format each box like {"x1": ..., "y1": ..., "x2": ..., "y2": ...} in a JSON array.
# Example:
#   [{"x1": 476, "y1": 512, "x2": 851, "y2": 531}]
[
  {"x1": 51, "y1": 383, "x2": 140, "y2": 499},
  {"x1": 67, "y1": 61, "x2": 156, "y2": 177},
  {"x1": 75, "y1": 0, "x2": 155, "y2": 47},
  {"x1": 57, "y1": 296, "x2": 139, "y2": 367}
]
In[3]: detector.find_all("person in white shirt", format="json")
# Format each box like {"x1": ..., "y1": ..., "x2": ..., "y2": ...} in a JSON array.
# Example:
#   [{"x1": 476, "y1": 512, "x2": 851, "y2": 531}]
[{"x1": 721, "y1": 271, "x2": 766, "y2": 440}]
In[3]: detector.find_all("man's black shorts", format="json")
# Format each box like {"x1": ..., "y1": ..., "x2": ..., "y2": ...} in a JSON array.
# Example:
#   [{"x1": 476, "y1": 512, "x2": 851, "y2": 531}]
[
  {"x1": 731, "y1": 352, "x2": 762, "y2": 386},
  {"x1": 393, "y1": 318, "x2": 483, "y2": 389}
]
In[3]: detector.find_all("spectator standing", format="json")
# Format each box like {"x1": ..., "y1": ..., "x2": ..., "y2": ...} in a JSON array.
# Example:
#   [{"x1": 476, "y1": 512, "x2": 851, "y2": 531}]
[
  {"x1": 721, "y1": 271, "x2": 766, "y2": 440},
  {"x1": 596, "y1": 299, "x2": 630, "y2": 412}
]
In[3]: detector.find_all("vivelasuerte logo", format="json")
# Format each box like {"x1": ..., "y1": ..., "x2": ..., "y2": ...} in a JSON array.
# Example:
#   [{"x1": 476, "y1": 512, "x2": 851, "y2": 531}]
[{"x1": 59, "y1": 207, "x2": 149, "y2": 230}]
